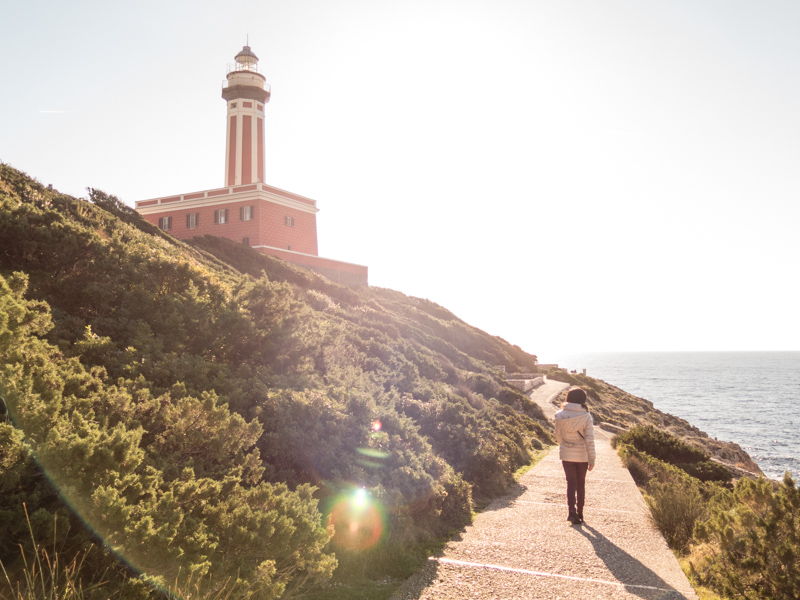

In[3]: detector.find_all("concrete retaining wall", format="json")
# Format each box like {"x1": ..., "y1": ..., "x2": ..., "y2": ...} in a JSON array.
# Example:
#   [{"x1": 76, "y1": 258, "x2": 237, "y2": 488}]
[{"x1": 506, "y1": 377, "x2": 544, "y2": 393}]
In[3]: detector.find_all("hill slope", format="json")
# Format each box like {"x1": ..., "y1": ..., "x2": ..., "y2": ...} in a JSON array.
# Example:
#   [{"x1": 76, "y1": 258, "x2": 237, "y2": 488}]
[{"x1": 0, "y1": 163, "x2": 552, "y2": 598}]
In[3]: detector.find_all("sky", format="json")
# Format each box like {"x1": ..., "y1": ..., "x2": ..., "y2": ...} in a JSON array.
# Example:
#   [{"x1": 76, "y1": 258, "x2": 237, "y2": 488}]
[{"x1": 2, "y1": 0, "x2": 799, "y2": 358}]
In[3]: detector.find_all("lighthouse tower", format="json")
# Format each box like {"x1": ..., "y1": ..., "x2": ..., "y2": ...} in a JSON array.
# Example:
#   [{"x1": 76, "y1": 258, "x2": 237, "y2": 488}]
[
  {"x1": 222, "y1": 46, "x2": 270, "y2": 186},
  {"x1": 135, "y1": 45, "x2": 368, "y2": 286}
]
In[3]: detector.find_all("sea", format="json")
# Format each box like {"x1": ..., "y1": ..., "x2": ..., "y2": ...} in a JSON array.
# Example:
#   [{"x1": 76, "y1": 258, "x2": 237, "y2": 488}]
[{"x1": 545, "y1": 352, "x2": 800, "y2": 481}]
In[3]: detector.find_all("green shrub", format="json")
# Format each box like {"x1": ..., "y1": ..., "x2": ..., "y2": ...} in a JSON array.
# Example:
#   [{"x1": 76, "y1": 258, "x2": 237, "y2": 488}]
[
  {"x1": 645, "y1": 479, "x2": 706, "y2": 553},
  {"x1": 615, "y1": 426, "x2": 732, "y2": 483},
  {"x1": 615, "y1": 425, "x2": 707, "y2": 465},
  {"x1": 621, "y1": 451, "x2": 655, "y2": 486},
  {"x1": 0, "y1": 273, "x2": 335, "y2": 599},
  {"x1": 615, "y1": 442, "x2": 689, "y2": 487},
  {"x1": 463, "y1": 373, "x2": 500, "y2": 399},
  {"x1": 692, "y1": 473, "x2": 800, "y2": 599},
  {"x1": 617, "y1": 439, "x2": 711, "y2": 553},
  {"x1": 678, "y1": 460, "x2": 732, "y2": 483},
  {"x1": 543, "y1": 370, "x2": 581, "y2": 386}
]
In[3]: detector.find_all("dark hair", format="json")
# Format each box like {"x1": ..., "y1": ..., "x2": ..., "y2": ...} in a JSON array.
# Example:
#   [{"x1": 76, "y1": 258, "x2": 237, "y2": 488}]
[{"x1": 566, "y1": 387, "x2": 587, "y2": 406}]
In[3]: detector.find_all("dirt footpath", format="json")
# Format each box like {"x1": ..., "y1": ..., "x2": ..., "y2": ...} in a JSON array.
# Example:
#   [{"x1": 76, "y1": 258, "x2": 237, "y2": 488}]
[{"x1": 390, "y1": 380, "x2": 698, "y2": 599}]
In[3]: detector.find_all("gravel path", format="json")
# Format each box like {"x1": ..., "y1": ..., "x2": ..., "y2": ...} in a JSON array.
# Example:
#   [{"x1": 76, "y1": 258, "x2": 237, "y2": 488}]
[{"x1": 390, "y1": 380, "x2": 699, "y2": 599}]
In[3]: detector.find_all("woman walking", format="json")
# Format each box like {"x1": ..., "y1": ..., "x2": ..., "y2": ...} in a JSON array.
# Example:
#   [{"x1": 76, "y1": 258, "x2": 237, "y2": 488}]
[{"x1": 555, "y1": 387, "x2": 596, "y2": 525}]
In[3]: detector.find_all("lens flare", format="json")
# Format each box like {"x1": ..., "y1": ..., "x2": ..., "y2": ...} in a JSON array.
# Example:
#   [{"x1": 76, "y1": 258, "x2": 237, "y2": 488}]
[
  {"x1": 353, "y1": 487, "x2": 368, "y2": 508},
  {"x1": 326, "y1": 487, "x2": 385, "y2": 551},
  {"x1": 355, "y1": 447, "x2": 390, "y2": 459},
  {"x1": 356, "y1": 420, "x2": 390, "y2": 469}
]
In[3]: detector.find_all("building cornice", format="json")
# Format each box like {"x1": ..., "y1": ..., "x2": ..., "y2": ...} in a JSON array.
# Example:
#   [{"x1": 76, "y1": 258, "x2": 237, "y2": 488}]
[{"x1": 135, "y1": 184, "x2": 320, "y2": 215}]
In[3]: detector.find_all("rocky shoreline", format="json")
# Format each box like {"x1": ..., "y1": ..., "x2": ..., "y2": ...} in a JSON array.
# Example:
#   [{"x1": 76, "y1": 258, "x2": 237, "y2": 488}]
[{"x1": 543, "y1": 371, "x2": 763, "y2": 477}]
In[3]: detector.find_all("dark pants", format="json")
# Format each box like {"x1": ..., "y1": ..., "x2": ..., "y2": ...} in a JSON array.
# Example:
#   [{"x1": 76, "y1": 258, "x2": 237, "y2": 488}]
[{"x1": 562, "y1": 461, "x2": 589, "y2": 516}]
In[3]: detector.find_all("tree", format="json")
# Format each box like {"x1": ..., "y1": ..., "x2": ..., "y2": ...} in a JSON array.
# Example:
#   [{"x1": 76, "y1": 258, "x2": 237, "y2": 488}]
[{"x1": 693, "y1": 473, "x2": 800, "y2": 600}]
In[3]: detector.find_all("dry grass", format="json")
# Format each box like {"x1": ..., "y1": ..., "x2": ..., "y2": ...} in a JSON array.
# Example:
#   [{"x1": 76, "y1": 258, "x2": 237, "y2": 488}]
[
  {"x1": 644, "y1": 480, "x2": 706, "y2": 552},
  {"x1": 513, "y1": 446, "x2": 553, "y2": 481},
  {"x1": 0, "y1": 506, "x2": 106, "y2": 600},
  {"x1": 0, "y1": 505, "x2": 239, "y2": 600},
  {"x1": 678, "y1": 551, "x2": 726, "y2": 600}
]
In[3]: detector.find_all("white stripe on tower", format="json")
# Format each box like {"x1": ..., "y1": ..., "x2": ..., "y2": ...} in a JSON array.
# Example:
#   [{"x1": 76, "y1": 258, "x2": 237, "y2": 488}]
[{"x1": 222, "y1": 45, "x2": 271, "y2": 187}]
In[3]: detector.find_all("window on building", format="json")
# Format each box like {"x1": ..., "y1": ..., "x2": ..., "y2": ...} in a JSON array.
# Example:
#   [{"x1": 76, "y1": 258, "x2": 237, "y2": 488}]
[
  {"x1": 158, "y1": 216, "x2": 172, "y2": 231},
  {"x1": 186, "y1": 212, "x2": 199, "y2": 229},
  {"x1": 230, "y1": 102, "x2": 237, "y2": 108},
  {"x1": 242, "y1": 237, "x2": 249, "y2": 246},
  {"x1": 214, "y1": 208, "x2": 228, "y2": 224},
  {"x1": 285, "y1": 216, "x2": 295, "y2": 227},
  {"x1": 240, "y1": 205, "x2": 254, "y2": 221}
]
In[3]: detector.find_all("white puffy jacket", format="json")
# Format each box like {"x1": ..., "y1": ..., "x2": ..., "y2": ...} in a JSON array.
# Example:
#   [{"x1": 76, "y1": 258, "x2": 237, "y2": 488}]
[{"x1": 555, "y1": 402, "x2": 596, "y2": 465}]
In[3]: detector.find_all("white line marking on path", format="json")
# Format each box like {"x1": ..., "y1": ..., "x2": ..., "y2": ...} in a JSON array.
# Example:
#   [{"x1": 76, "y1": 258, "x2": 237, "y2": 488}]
[
  {"x1": 432, "y1": 557, "x2": 697, "y2": 597},
  {"x1": 527, "y1": 473, "x2": 636, "y2": 483},
  {"x1": 512, "y1": 500, "x2": 646, "y2": 515}
]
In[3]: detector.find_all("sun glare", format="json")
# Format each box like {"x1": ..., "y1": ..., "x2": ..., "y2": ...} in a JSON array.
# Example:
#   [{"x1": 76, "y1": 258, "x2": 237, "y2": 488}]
[{"x1": 326, "y1": 487, "x2": 385, "y2": 551}]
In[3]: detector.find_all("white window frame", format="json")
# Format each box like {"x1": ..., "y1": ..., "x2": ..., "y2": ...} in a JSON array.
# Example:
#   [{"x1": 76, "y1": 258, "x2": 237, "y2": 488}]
[
  {"x1": 158, "y1": 216, "x2": 172, "y2": 231},
  {"x1": 214, "y1": 208, "x2": 228, "y2": 225}
]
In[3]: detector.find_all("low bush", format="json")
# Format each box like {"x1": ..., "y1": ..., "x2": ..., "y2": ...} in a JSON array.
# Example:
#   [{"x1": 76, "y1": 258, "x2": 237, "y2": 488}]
[
  {"x1": 615, "y1": 425, "x2": 707, "y2": 465},
  {"x1": 615, "y1": 439, "x2": 724, "y2": 557},
  {"x1": 645, "y1": 480, "x2": 706, "y2": 553},
  {"x1": 621, "y1": 452, "x2": 655, "y2": 486},
  {"x1": 691, "y1": 473, "x2": 800, "y2": 599},
  {"x1": 678, "y1": 460, "x2": 731, "y2": 483},
  {"x1": 615, "y1": 426, "x2": 732, "y2": 484},
  {"x1": 614, "y1": 441, "x2": 690, "y2": 487}
]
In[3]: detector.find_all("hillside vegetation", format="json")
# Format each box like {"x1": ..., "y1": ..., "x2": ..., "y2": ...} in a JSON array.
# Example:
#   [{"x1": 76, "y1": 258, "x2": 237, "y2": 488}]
[
  {"x1": 606, "y1": 424, "x2": 800, "y2": 600},
  {"x1": 0, "y1": 163, "x2": 552, "y2": 598}
]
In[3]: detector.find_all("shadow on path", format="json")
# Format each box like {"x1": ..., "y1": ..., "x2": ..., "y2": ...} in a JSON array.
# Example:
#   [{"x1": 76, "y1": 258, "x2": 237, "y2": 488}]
[
  {"x1": 479, "y1": 481, "x2": 529, "y2": 513},
  {"x1": 576, "y1": 524, "x2": 691, "y2": 599},
  {"x1": 390, "y1": 558, "x2": 440, "y2": 600}
]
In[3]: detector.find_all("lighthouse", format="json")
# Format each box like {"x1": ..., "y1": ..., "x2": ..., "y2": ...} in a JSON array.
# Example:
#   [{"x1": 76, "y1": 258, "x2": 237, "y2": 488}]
[
  {"x1": 135, "y1": 44, "x2": 368, "y2": 286},
  {"x1": 222, "y1": 46, "x2": 270, "y2": 186}
]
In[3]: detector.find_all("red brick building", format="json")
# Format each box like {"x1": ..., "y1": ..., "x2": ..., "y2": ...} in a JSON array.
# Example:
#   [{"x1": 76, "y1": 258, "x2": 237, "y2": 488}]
[{"x1": 136, "y1": 45, "x2": 368, "y2": 287}]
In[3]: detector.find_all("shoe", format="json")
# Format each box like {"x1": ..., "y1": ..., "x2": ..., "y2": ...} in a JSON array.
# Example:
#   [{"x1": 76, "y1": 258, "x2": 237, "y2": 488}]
[
  {"x1": 567, "y1": 513, "x2": 580, "y2": 525},
  {"x1": 577, "y1": 513, "x2": 584, "y2": 524}
]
